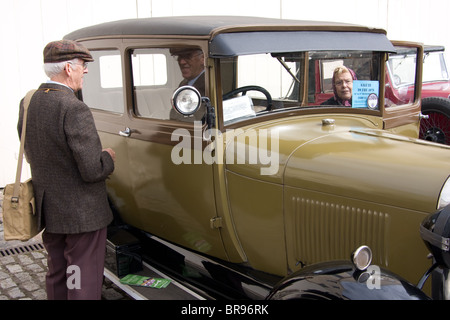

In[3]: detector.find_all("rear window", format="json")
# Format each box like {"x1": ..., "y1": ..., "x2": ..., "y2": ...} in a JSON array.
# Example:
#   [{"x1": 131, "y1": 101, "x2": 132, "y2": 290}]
[{"x1": 83, "y1": 50, "x2": 124, "y2": 113}]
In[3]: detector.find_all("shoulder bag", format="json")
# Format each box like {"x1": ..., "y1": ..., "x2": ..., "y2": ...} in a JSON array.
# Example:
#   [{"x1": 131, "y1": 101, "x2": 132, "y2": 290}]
[{"x1": 2, "y1": 89, "x2": 42, "y2": 241}]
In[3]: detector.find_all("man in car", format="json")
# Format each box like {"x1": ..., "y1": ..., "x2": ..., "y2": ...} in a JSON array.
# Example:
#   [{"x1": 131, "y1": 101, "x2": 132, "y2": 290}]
[{"x1": 170, "y1": 48, "x2": 206, "y2": 121}]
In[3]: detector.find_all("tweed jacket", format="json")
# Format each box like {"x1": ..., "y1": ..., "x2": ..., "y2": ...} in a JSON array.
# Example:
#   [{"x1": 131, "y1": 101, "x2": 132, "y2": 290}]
[
  {"x1": 179, "y1": 71, "x2": 205, "y2": 96},
  {"x1": 18, "y1": 83, "x2": 114, "y2": 234}
]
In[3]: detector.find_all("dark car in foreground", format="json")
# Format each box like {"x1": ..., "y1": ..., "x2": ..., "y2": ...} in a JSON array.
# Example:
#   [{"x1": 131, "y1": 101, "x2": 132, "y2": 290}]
[{"x1": 65, "y1": 16, "x2": 450, "y2": 300}]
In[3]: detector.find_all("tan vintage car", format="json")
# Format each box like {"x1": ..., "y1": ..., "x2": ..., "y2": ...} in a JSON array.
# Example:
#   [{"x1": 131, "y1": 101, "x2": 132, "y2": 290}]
[{"x1": 65, "y1": 16, "x2": 450, "y2": 300}]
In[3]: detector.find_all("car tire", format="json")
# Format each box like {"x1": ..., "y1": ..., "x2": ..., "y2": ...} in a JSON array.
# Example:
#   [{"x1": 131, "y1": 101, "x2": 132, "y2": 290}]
[{"x1": 420, "y1": 96, "x2": 450, "y2": 145}]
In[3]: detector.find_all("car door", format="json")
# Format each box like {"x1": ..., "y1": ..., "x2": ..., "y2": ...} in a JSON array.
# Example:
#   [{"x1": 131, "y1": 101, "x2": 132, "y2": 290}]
[
  {"x1": 384, "y1": 42, "x2": 424, "y2": 135},
  {"x1": 81, "y1": 40, "x2": 228, "y2": 260}
]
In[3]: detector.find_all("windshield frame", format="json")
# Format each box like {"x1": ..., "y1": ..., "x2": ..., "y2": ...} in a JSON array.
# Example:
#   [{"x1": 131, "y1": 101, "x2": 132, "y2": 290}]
[{"x1": 218, "y1": 49, "x2": 385, "y2": 129}]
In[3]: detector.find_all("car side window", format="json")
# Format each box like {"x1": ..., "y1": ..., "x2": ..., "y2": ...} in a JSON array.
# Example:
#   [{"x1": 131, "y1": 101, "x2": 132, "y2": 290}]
[
  {"x1": 82, "y1": 50, "x2": 124, "y2": 113},
  {"x1": 131, "y1": 48, "x2": 182, "y2": 120}
]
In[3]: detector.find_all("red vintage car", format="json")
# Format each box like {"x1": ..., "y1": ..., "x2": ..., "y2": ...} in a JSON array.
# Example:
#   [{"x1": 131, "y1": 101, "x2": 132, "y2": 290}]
[{"x1": 386, "y1": 46, "x2": 450, "y2": 145}]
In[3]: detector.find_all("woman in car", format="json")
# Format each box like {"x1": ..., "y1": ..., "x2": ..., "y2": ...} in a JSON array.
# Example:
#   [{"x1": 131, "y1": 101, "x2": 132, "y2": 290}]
[{"x1": 322, "y1": 66, "x2": 357, "y2": 106}]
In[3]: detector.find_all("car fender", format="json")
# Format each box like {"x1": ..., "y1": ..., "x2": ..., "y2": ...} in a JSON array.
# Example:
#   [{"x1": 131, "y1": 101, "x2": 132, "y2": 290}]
[{"x1": 266, "y1": 261, "x2": 430, "y2": 300}]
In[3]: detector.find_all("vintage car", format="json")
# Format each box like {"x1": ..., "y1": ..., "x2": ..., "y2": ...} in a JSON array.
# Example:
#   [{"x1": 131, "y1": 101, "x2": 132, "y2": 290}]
[
  {"x1": 65, "y1": 16, "x2": 450, "y2": 300},
  {"x1": 386, "y1": 45, "x2": 450, "y2": 145}
]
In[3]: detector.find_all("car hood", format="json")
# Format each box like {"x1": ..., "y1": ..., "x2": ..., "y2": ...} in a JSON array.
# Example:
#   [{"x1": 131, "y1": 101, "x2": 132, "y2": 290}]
[
  {"x1": 224, "y1": 115, "x2": 450, "y2": 212},
  {"x1": 422, "y1": 81, "x2": 450, "y2": 97}
]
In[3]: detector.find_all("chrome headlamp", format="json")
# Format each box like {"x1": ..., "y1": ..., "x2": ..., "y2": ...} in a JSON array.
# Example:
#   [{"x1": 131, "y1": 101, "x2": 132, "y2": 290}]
[{"x1": 171, "y1": 86, "x2": 201, "y2": 116}]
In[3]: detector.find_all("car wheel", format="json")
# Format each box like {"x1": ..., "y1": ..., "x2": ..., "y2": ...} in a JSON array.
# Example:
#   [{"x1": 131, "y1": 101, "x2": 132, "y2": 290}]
[{"x1": 420, "y1": 96, "x2": 450, "y2": 145}]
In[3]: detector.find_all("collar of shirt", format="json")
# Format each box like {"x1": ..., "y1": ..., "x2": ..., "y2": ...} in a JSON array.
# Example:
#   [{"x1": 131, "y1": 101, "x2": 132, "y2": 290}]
[
  {"x1": 46, "y1": 80, "x2": 74, "y2": 92},
  {"x1": 187, "y1": 70, "x2": 205, "y2": 86}
]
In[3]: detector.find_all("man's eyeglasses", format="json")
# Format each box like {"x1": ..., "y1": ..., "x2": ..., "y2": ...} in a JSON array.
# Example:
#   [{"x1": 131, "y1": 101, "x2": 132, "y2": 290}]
[
  {"x1": 174, "y1": 51, "x2": 203, "y2": 62},
  {"x1": 67, "y1": 61, "x2": 88, "y2": 70}
]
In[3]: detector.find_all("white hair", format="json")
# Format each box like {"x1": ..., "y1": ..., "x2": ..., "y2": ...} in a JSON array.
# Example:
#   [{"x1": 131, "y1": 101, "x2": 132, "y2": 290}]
[{"x1": 43, "y1": 58, "x2": 81, "y2": 78}]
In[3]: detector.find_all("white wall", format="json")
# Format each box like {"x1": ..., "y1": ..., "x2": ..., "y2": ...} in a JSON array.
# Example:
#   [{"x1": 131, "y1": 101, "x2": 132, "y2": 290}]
[{"x1": 1, "y1": 0, "x2": 449, "y2": 186}]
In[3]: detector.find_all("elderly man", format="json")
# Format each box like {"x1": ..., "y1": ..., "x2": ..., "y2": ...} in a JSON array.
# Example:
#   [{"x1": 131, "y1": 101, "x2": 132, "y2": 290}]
[
  {"x1": 170, "y1": 48, "x2": 206, "y2": 121},
  {"x1": 18, "y1": 40, "x2": 116, "y2": 300},
  {"x1": 171, "y1": 47, "x2": 205, "y2": 95}
]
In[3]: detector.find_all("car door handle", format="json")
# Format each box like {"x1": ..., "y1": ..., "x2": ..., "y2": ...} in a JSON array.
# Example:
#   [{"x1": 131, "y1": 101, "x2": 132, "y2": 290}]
[
  {"x1": 119, "y1": 127, "x2": 132, "y2": 137},
  {"x1": 419, "y1": 112, "x2": 429, "y2": 120}
]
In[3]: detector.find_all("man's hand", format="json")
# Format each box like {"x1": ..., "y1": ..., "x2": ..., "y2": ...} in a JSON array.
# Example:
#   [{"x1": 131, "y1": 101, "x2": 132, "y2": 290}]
[{"x1": 103, "y1": 148, "x2": 116, "y2": 162}]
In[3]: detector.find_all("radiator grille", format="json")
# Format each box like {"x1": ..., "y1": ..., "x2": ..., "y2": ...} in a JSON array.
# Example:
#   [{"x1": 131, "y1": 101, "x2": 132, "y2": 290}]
[{"x1": 291, "y1": 197, "x2": 390, "y2": 267}]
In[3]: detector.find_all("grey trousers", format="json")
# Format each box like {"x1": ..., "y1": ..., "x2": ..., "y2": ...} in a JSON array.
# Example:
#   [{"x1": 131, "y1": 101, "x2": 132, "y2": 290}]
[{"x1": 42, "y1": 227, "x2": 107, "y2": 300}]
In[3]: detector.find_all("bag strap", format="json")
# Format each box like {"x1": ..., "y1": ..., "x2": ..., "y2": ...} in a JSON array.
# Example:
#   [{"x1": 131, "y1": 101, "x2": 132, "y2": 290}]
[{"x1": 12, "y1": 89, "x2": 37, "y2": 203}]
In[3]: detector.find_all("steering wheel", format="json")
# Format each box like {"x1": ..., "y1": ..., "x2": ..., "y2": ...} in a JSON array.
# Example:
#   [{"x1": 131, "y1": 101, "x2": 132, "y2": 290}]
[{"x1": 223, "y1": 85, "x2": 273, "y2": 110}]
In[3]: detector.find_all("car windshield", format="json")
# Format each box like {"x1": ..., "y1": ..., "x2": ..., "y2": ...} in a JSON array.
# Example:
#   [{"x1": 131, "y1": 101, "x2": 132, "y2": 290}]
[
  {"x1": 423, "y1": 51, "x2": 449, "y2": 83},
  {"x1": 220, "y1": 50, "x2": 382, "y2": 125},
  {"x1": 388, "y1": 49, "x2": 449, "y2": 88},
  {"x1": 387, "y1": 52, "x2": 417, "y2": 88}
]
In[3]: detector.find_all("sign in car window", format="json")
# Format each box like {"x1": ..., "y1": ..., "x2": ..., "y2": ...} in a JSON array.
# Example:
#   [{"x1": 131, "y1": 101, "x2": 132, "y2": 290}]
[
  {"x1": 223, "y1": 95, "x2": 256, "y2": 124},
  {"x1": 352, "y1": 80, "x2": 379, "y2": 109}
]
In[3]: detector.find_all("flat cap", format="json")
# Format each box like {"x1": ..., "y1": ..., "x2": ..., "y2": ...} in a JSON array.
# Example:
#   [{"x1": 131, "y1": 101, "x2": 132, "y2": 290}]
[
  {"x1": 43, "y1": 40, "x2": 94, "y2": 63},
  {"x1": 169, "y1": 47, "x2": 202, "y2": 56}
]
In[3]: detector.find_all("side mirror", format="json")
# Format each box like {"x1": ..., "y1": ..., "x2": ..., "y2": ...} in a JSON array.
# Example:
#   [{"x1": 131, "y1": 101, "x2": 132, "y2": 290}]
[{"x1": 171, "y1": 86, "x2": 201, "y2": 116}]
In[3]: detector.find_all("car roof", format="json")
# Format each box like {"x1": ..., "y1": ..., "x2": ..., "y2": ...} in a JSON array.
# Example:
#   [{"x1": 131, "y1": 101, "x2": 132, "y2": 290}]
[
  {"x1": 64, "y1": 16, "x2": 395, "y2": 57},
  {"x1": 424, "y1": 45, "x2": 445, "y2": 53},
  {"x1": 392, "y1": 45, "x2": 445, "y2": 56},
  {"x1": 64, "y1": 15, "x2": 386, "y2": 40}
]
